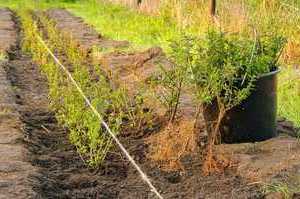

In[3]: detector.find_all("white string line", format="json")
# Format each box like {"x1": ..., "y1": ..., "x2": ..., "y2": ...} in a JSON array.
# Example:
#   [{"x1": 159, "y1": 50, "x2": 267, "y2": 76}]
[{"x1": 36, "y1": 35, "x2": 163, "y2": 199}]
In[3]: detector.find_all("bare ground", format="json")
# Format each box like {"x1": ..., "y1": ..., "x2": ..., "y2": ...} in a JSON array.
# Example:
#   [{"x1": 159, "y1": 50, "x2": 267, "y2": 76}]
[{"x1": 0, "y1": 8, "x2": 37, "y2": 199}]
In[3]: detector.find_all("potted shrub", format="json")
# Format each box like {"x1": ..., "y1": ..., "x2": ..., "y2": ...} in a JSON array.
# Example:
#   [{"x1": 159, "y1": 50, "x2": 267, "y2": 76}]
[
  {"x1": 168, "y1": 29, "x2": 286, "y2": 171},
  {"x1": 170, "y1": 29, "x2": 286, "y2": 142}
]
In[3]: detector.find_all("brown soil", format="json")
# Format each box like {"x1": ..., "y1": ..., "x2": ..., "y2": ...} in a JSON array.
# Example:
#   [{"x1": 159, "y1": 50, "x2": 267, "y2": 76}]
[
  {"x1": 216, "y1": 135, "x2": 300, "y2": 183},
  {"x1": 0, "y1": 8, "x2": 37, "y2": 198}
]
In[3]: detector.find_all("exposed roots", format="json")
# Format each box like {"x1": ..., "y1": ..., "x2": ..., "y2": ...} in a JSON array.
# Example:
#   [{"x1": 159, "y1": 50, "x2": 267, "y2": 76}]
[
  {"x1": 202, "y1": 98, "x2": 230, "y2": 175},
  {"x1": 147, "y1": 120, "x2": 197, "y2": 171}
]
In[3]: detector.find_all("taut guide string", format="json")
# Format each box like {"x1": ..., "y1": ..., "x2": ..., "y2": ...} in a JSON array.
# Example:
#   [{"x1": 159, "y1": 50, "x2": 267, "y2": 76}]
[{"x1": 36, "y1": 35, "x2": 163, "y2": 199}]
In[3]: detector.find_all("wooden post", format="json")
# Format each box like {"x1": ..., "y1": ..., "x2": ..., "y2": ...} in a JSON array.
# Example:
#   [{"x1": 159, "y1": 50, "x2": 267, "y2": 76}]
[{"x1": 210, "y1": 0, "x2": 216, "y2": 17}]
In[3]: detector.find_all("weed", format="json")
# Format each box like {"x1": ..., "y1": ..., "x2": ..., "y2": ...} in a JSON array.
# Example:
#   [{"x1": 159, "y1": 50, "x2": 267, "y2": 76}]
[
  {"x1": 262, "y1": 182, "x2": 293, "y2": 199},
  {"x1": 0, "y1": 52, "x2": 7, "y2": 61}
]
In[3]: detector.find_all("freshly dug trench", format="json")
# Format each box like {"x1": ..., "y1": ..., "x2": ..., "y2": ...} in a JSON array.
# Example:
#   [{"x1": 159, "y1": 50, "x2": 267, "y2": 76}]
[
  {"x1": 0, "y1": 8, "x2": 38, "y2": 198},
  {"x1": 6, "y1": 11, "x2": 115, "y2": 198}
]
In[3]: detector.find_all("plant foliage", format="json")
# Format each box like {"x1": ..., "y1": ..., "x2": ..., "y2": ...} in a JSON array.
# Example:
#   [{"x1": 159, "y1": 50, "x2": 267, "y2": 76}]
[
  {"x1": 170, "y1": 29, "x2": 286, "y2": 109},
  {"x1": 165, "y1": 29, "x2": 286, "y2": 173},
  {"x1": 20, "y1": 9, "x2": 127, "y2": 167}
]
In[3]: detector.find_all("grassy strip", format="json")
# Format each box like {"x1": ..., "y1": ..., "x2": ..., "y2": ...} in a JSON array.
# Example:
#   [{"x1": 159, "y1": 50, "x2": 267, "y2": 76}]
[
  {"x1": 67, "y1": 1, "x2": 180, "y2": 51},
  {"x1": 19, "y1": 9, "x2": 128, "y2": 167},
  {"x1": 262, "y1": 181, "x2": 300, "y2": 199},
  {"x1": 0, "y1": 0, "x2": 181, "y2": 51},
  {"x1": 2, "y1": 0, "x2": 300, "y2": 59}
]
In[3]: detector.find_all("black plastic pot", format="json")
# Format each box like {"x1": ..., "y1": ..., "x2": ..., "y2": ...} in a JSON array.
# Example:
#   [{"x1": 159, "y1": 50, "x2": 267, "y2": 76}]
[{"x1": 203, "y1": 69, "x2": 280, "y2": 144}]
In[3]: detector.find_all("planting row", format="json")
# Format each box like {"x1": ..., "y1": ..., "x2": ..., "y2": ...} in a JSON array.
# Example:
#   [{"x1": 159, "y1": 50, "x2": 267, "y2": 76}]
[
  {"x1": 20, "y1": 10, "x2": 129, "y2": 167},
  {"x1": 19, "y1": 8, "x2": 287, "y2": 172},
  {"x1": 13, "y1": 6, "x2": 300, "y2": 197}
]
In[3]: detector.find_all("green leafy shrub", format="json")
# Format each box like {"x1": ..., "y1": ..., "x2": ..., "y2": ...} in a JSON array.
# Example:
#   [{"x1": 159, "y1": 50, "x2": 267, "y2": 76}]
[
  {"x1": 173, "y1": 30, "x2": 285, "y2": 106},
  {"x1": 166, "y1": 29, "x2": 286, "y2": 173}
]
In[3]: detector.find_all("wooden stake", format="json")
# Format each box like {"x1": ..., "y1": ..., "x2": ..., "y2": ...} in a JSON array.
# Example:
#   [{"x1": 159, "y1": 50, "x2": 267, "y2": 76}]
[{"x1": 210, "y1": 0, "x2": 217, "y2": 17}]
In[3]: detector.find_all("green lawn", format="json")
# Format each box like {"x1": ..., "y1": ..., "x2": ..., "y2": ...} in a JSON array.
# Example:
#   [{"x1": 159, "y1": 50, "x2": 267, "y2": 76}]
[{"x1": 0, "y1": 0, "x2": 181, "y2": 51}]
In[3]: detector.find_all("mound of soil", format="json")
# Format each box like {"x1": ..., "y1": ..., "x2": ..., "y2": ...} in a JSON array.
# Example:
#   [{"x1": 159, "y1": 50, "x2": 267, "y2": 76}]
[{"x1": 217, "y1": 135, "x2": 300, "y2": 183}]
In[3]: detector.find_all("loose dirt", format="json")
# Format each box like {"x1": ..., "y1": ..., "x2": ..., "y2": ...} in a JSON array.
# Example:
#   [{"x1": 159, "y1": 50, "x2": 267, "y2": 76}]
[{"x1": 0, "y1": 8, "x2": 37, "y2": 199}]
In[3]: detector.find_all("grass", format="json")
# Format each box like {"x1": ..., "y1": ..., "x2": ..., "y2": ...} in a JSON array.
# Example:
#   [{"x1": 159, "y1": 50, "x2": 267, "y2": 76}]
[
  {"x1": 262, "y1": 182, "x2": 291, "y2": 199},
  {"x1": 0, "y1": 0, "x2": 181, "y2": 51},
  {"x1": 278, "y1": 67, "x2": 300, "y2": 127},
  {"x1": 1, "y1": 0, "x2": 300, "y2": 55},
  {"x1": 262, "y1": 181, "x2": 300, "y2": 199},
  {"x1": 68, "y1": 0, "x2": 181, "y2": 51}
]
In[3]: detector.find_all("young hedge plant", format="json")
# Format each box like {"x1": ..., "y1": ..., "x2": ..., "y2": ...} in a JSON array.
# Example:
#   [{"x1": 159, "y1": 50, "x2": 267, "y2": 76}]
[{"x1": 20, "y1": 9, "x2": 127, "y2": 167}]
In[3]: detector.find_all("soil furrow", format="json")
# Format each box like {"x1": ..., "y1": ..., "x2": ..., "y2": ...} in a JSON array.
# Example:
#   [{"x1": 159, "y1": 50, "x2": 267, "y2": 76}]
[
  {"x1": 4, "y1": 10, "x2": 106, "y2": 199},
  {"x1": 0, "y1": 8, "x2": 37, "y2": 199}
]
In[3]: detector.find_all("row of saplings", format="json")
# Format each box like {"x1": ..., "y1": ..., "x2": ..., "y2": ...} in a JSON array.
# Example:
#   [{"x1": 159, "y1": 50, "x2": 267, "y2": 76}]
[{"x1": 20, "y1": 9, "x2": 286, "y2": 174}]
